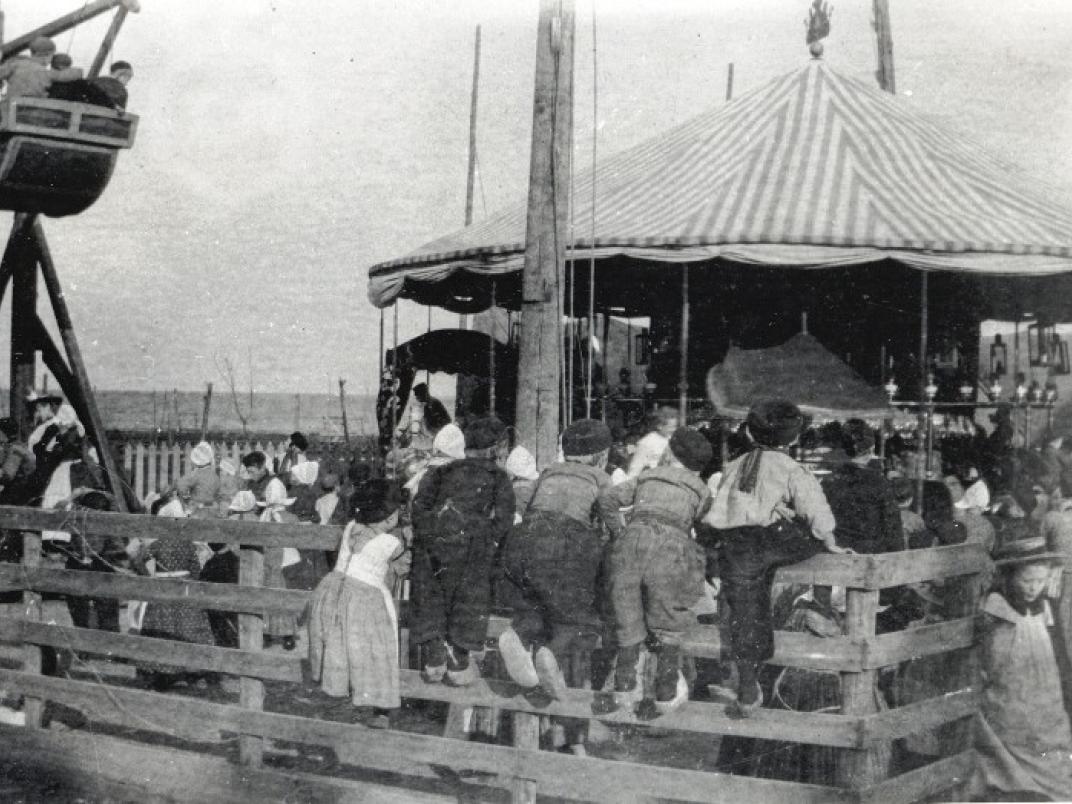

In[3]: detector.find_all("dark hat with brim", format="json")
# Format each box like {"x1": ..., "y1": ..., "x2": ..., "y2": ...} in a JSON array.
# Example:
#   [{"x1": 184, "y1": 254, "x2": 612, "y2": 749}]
[
  {"x1": 668, "y1": 427, "x2": 712, "y2": 472},
  {"x1": 994, "y1": 536, "x2": 1064, "y2": 567},
  {"x1": 562, "y1": 419, "x2": 612, "y2": 456},
  {"x1": 349, "y1": 479, "x2": 401, "y2": 524},
  {"x1": 463, "y1": 416, "x2": 506, "y2": 450},
  {"x1": 747, "y1": 399, "x2": 806, "y2": 448}
]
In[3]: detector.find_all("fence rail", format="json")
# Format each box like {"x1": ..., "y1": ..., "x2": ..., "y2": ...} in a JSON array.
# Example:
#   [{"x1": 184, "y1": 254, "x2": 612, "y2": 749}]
[{"x1": 0, "y1": 505, "x2": 983, "y2": 803}]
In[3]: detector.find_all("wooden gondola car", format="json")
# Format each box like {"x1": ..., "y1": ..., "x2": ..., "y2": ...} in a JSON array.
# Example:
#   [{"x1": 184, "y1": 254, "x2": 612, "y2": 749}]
[{"x1": 0, "y1": 96, "x2": 137, "y2": 217}]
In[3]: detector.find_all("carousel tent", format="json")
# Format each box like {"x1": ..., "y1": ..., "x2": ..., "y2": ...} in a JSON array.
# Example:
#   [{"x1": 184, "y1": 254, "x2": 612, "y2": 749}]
[
  {"x1": 368, "y1": 58, "x2": 1072, "y2": 318},
  {"x1": 706, "y1": 333, "x2": 894, "y2": 423}
]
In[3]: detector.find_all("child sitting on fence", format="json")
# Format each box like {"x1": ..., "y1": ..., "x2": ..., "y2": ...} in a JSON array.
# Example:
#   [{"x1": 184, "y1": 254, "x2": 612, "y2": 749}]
[
  {"x1": 308, "y1": 479, "x2": 408, "y2": 730},
  {"x1": 596, "y1": 427, "x2": 713, "y2": 717},
  {"x1": 702, "y1": 399, "x2": 849, "y2": 718},
  {"x1": 970, "y1": 536, "x2": 1072, "y2": 800}
]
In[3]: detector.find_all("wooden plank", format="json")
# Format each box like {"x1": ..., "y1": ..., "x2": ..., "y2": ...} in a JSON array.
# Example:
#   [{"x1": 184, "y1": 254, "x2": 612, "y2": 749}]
[
  {"x1": 681, "y1": 623, "x2": 866, "y2": 672},
  {"x1": 775, "y1": 543, "x2": 988, "y2": 589},
  {"x1": 134, "y1": 441, "x2": 145, "y2": 500},
  {"x1": 0, "y1": 725, "x2": 452, "y2": 804},
  {"x1": 397, "y1": 670, "x2": 862, "y2": 747},
  {"x1": 147, "y1": 441, "x2": 158, "y2": 495},
  {"x1": 865, "y1": 617, "x2": 975, "y2": 669},
  {"x1": 0, "y1": 670, "x2": 853, "y2": 804},
  {"x1": 0, "y1": 504, "x2": 342, "y2": 549},
  {"x1": 239, "y1": 545, "x2": 265, "y2": 767},
  {"x1": 857, "y1": 750, "x2": 974, "y2": 804},
  {"x1": 0, "y1": 564, "x2": 310, "y2": 613},
  {"x1": 0, "y1": 620, "x2": 302, "y2": 682},
  {"x1": 859, "y1": 687, "x2": 978, "y2": 743},
  {"x1": 512, "y1": 710, "x2": 541, "y2": 803},
  {"x1": 837, "y1": 589, "x2": 883, "y2": 790}
]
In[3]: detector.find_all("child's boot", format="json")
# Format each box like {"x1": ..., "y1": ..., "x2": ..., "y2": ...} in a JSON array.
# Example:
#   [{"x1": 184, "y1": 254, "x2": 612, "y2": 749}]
[
  {"x1": 421, "y1": 639, "x2": 448, "y2": 684},
  {"x1": 445, "y1": 645, "x2": 480, "y2": 687},
  {"x1": 592, "y1": 644, "x2": 644, "y2": 714},
  {"x1": 653, "y1": 644, "x2": 689, "y2": 715},
  {"x1": 726, "y1": 660, "x2": 763, "y2": 719},
  {"x1": 533, "y1": 646, "x2": 568, "y2": 700},
  {"x1": 498, "y1": 626, "x2": 539, "y2": 688}
]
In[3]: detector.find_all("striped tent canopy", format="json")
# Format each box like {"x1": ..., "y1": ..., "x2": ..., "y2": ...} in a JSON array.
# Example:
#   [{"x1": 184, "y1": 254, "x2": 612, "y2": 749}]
[{"x1": 368, "y1": 58, "x2": 1072, "y2": 311}]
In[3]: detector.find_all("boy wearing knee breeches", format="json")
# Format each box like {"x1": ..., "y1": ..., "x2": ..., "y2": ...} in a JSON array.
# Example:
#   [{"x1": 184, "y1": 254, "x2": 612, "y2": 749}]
[{"x1": 597, "y1": 427, "x2": 713, "y2": 715}]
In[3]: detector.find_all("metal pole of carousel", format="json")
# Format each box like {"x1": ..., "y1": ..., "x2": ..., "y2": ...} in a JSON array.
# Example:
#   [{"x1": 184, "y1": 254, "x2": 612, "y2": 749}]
[{"x1": 515, "y1": 0, "x2": 574, "y2": 469}]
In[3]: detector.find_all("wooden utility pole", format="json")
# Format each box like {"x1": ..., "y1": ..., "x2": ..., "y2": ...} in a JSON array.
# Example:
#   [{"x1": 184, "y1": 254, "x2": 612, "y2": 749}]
[
  {"x1": 338, "y1": 378, "x2": 351, "y2": 448},
  {"x1": 516, "y1": 0, "x2": 574, "y2": 468},
  {"x1": 725, "y1": 62, "x2": 734, "y2": 101},
  {"x1": 7, "y1": 214, "x2": 35, "y2": 435},
  {"x1": 200, "y1": 382, "x2": 213, "y2": 441},
  {"x1": 460, "y1": 24, "x2": 482, "y2": 332},
  {"x1": 873, "y1": 0, "x2": 896, "y2": 93},
  {"x1": 88, "y1": 3, "x2": 131, "y2": 79}
]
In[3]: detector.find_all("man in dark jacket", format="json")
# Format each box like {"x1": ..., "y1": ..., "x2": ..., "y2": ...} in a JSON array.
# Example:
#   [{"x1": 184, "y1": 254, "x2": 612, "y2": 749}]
[{"x1": 410, "y1": 416, "x2": 513, "y2": 685}]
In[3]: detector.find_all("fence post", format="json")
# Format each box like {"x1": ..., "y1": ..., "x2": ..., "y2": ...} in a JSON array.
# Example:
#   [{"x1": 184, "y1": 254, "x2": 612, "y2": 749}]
[
  {"x1": 511, "y1": 710, "x2": 540, "y2": 803},
  {"x1": 134, "y1": 442, "x2": 146, "y2": 501},
  {"x1": 836, "y1": 588, "x2": 883, "y2": 789},
  {"x1": 238, "y1": 545, "x2": 265, "y2": 766},
  {"x1": 20, "y1": 529, "x2": 43, "y2": 727}
]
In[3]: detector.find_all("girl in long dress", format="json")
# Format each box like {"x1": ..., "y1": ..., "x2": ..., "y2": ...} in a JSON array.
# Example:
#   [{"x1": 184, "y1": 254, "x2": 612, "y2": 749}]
[
  {"x1": 971, "y1": 536, "x2": 1072, "y2": 801},
  {"x1": 308, "y1": 479, "x2": 408, "y2": 729}
]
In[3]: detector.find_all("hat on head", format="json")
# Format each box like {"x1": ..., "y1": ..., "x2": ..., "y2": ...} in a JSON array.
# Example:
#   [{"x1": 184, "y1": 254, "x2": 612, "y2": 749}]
[
  {"x1": 841, "y1": 419, "x2": 875, "y2": 458},
  {"x1": 228, "y1": 490, "x2": 257, "y2": 513},
  {"x1": 30, "y1": 37, "x2": 56, "y2": 57},
  {"x1": 259, "y1": 478, "x2": 295, "y2": 508},
  {"x1": 290, "y1": 460, "x2": 319, "y2": 486},
  {"x1": 349, "y1": 478, "x2": 401, "y2": 524},
  {"x1": 190, "y1": 441, "x2": 214, "y2": 468},
  {"x1": 562, "y1": 419, "x2": 612, "y2": 457},
  {"x1": 110, "y1": 60, "x2": 132, "y2": 73},
  {"x1": 668, "y1": 427, "x2": 712, "y2": 472},
  {"x1": 955, "y1": 479, "x2": 990, "y2": 511},
  {"x1": 463, "y1": 416, "x2": 505, "y2": 450},
  {"x1": 27, "y1": 389, "x2": 62, "y2": 406},
  {"x1": 747, "y1": 399, "x2": 806, "y2": 448},
  {"x1": 994, "y1": 535, "x2": 1064, "y2": 567},
  {"x1": 506, "y1": 446, "x2": 539, "y2": 481},
  {"x1": 432, "y1": 423, "x2": 465, "y2": 460},
  {"x1": 289, "y1": 431, "x2": 308, "y2": 452},
  {"x1": 156, "y1": 498, "x2": 187, "y2": 519},
  {"x1": 218, "y1": 458, "x2": 237, "y2": 477}
]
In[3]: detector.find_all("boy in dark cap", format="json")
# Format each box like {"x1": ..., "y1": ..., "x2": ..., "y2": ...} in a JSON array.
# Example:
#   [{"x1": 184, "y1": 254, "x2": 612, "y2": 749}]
[
  {"x1": 703, "y1": 398, "x2": 849, "y2": 717},
  {"x1": 411, "y1": 416, "x2": 514, "y2": 685},
  {"x1": 498, "y1": 419, "x2": 615, "y2": 699},
  {"x1": 596, "y1": 427, "x2": 713, "y2": 717}
]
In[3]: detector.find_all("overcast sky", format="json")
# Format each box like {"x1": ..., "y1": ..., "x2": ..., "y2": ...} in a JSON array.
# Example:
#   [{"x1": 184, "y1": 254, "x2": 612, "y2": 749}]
[{"x1": 2, "y1": 0, "x2": 1071, "y2": 394}]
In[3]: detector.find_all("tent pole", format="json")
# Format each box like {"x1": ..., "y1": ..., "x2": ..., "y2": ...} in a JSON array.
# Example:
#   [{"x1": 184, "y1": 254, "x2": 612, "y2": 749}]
[
  {"x1": 601, "y1": 309, "x2": 609, "y2": 423},
  {"x1": 916, "y1": 272, "x2": 928, "y2": 512},
  {"x1": 390, "y1": 303, "x2": 398, "y2": 475},
  {"x1": 460, "y1": 24, "x2": 481, "y2": 332},
  {"x1": 679, "y1": 264, "x2": 690, "y2": 423},
  {"x1": 568, "y1": 265, "x2": 574, "y2": 424},
  {"x1": 489, "y1": 281, "x2": 497, "y2": 418},
  {"x1": 378, "y1": 308, "x2": 384, "y2": 377}
]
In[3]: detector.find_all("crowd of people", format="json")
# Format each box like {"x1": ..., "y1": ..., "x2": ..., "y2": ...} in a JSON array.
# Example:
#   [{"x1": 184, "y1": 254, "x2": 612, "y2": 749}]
[
  {"x1": 0, "y1": 35, "x2": 133, "y2": 109},
  {"x1": 7, "y1": 381, "x2": 1072, "y2": 798}
]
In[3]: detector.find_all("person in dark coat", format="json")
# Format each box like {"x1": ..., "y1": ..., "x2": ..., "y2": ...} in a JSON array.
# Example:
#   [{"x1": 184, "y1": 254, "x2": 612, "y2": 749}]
[
  {"x1": 63, "y1": 489, "x2": 123, "y2": 633},
  {"x1": 410, "y1": 416, "x2": 514, "y2": 686},
  {"x1": 242, "y1": 451, "x2": 272, "y2": 500},
  {"x1": 821, "y1": 419, "x2": 904, "y2": 555}
]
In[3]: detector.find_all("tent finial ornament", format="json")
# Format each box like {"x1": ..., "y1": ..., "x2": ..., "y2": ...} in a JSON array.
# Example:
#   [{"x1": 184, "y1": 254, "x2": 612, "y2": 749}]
[{"x1": 805, "y1": 0, "x2": 833, "y2": 58}]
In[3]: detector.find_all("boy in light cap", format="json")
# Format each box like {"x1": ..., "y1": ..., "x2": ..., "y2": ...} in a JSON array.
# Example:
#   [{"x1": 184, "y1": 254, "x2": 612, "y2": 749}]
[
  {"x1": 703, "y1": 398, "x2": 848, "y2": 717},
  {"x1": 411, "y1": 416, "x2": 514, "y2": 685},
  {"x1": 596, "y1": 426, "x2": 713, "y2": 717},
  {"x1": 498, "y1": 420, "x2": 614, "y2": 704}
]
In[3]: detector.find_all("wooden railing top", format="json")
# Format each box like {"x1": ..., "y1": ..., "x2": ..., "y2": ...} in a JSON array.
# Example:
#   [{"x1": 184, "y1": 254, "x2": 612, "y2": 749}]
[{"x1": 0, "y1": 506, "x2": 988, "y2": 589}]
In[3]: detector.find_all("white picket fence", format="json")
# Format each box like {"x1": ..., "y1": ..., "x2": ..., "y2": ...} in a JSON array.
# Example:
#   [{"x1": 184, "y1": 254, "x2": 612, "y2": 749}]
[{"x1": 121, "y1": 440, "x2": 291, "y2": 502}]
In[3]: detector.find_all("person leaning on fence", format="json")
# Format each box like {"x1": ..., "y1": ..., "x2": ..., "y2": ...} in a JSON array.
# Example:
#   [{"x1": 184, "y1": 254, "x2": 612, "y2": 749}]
[
  {"x1": 596, "y1": 427, "x2": 713, "y2": 718},
  {"x1": 410, "y1": 416, "x2": 514, "y2": 686},
  {"x1": 701, "y1": 399, "x2": 850, "y2": 719},
  {"x1": 308, "y1": 479, "x2": 409, "y2": 729},
  {"x1": 970, "y1": 536, "x2": 1072, "y2": 800},
  {"x1": 259, "y1": 476, "x2": 300, "y2": 651},
  {"x1": 62, "y1": 489, "x2": 124, "y2": 635},
  {"x1": 198, "y1": 490, "x2": 257, "y2": 650},
  {"x1": 214, "y1": 457, "x2": 239, "y2": 517},
  {"x1": 498, "y1": 420, "x2": 613, "y2": 705},
  {"x1": 241, "y1": 451, "x2": 272, "y2": 501}
]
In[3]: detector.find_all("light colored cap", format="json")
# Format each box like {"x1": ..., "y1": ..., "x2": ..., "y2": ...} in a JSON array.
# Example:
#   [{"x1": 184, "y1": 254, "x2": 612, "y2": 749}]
[
  {"x1": 228, "y1": 490, "x2": 257, "y2": 513},
  {"x1": 432, "y1": 423, "x2": 465, "y2": 460},
  {"x1": 506, "y1": 446, "x2": 539, "y2": 482},
  {"x1": 259, "y1": 477, "x2": 295, "y2": 507},
  {"x1": 290, "y1": 460, "x2": 319, "y2": 486},
  {"x1": 190, "y1": 441, "x2": 214, "y2": 467},
  {"x1": 955, "y1": 479, "x2": 991, "y2": 510},
  {"x1": 156, "y1": 498, "x2": 186, "y2": 519}
]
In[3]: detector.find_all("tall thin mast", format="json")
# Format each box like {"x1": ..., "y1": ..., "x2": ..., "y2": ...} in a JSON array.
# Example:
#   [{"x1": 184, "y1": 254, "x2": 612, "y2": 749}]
[
  {"x1": 460, "y1": 25, "x2": 481, "y2": 331},
  {"x1": 872, "y1": 0, "x2": 896, "y2": 93},
  {"x1": 516, "y1": 0, "x2": 574, "y2": 467}
]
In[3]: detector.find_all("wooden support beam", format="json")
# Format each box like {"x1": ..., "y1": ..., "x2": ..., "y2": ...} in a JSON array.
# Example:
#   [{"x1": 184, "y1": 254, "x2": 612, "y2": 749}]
[
  {"x1": 836, "y1": 589, "x2": 884, "y2": 790},
  {"x1": 33, "y1": 221, "x2": 134, "y2": 511},
  {"x1": 516, "y1": 0, "x2": 574, "y2": 468},
  {"x1": 1, "y1": 1, "x2": 133, "y2": 59},
  {"x1": 238, "y1": 545, "x2": 266, "y2": 767},
  {"x1": 1, "y1": 619, "x2": 303, "y2": 682},
  {"x1": 9, "y1": 213, "x2": 36, "y2": 439},
  {"x1": 0, "y1": 564, "x2": 310, "y2": 614},
  {"x1": 87, "y1": 5, "x2": 130, "y2": 79},
  {"x1": 0, "y1": 504, "x2": 342, "y2": 549},
  {"x1": 19, "y1": 529, "x2": 43, "y2": 727},
  {"x1": 857, "y1": 751, "x2": 974, "y2": 804}
]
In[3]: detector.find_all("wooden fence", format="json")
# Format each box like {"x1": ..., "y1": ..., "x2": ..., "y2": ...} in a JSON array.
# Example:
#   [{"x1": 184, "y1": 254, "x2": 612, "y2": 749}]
[{"x1": 0, "y1": 506, "x2": 988, "y2": 803}]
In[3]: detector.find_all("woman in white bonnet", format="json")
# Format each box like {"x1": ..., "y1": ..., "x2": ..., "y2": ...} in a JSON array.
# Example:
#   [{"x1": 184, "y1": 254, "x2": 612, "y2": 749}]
[{"x1": 176, "y1": 441, "x2": 220, "y2": 518}]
